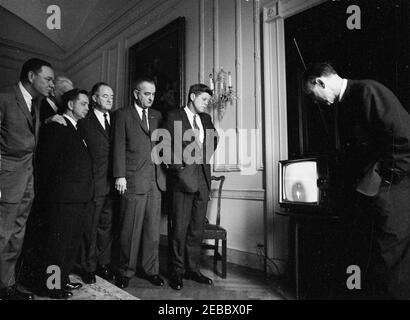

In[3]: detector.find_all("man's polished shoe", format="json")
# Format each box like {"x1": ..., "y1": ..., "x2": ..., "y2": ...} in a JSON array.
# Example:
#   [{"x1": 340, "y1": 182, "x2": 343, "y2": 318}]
[
  {"x1": 184, "y1": 271, "x2": 213, "y2": 285},
  {"x1": 115, "y1": 276, "x2": 129, "y2": 289},
  {"x1": 37, "y1": 289, "x2": 73, "y2": 300},
  {"x1": 64, "y1": 282, "x2": 83, "y2": 290},
  {"x1": 0, "y1": 286, "x2": 34, "y2": 300},
  {"x1": 81, "y1": 272, "x2": 96, "y2": 284},
  {"x1": 96, "y1": 264, "x2": 115, "y2": 280},
  {"x1": 169, "y1": 274, "x2": 183, "y2": 290},
  {"x1": 146, "y1": 275, "x2": 164, "y2": 287}
]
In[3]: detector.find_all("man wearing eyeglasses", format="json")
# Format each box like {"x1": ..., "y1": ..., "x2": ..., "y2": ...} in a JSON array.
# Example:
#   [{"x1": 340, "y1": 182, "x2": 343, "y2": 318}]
[{"x1": 0, "y1": 58, "x2": 54, "y2": 300}]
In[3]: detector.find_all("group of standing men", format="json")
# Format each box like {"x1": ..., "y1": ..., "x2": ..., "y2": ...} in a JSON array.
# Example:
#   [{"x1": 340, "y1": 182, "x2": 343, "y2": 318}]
[{"x1": 0, "y1": 57, "x2": 218, "y2": 300}]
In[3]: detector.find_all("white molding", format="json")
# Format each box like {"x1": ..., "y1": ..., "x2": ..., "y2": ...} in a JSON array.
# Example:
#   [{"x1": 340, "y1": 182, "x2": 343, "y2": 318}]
[
  {"x1": 66, "y1": 53, "x2": 103, "y2": 80},
  {"x1": 115, "y1": 41, "x2": 124, "y2": 111},
  {"x1": 262, "y1": 0, "x2": 288, "y2": 265},
  {"x1": 253, "y1": 0, "x2": 264, "y2": 171},
  {"x1": 159, "y1": 235, "x2": 267, "y2": 271},
  {"x1": 261, "y1": 0, "x2": 326, "y2": 271},
  {"x1": 212, "y1": 0, "x2": 220, "y2": 126},
  {"x1": 235, "y1": 0, "x2": 243, "y2": 171},
  {"x1": 213, "y1": 164, "x2": 242, "y2": 172},
  {"x1": 210, "y1": 188, "x2": 265, "y2": 201},
  {"x1": 0, "y1": 39, "x2": 63, "y2": 64},
  {"x1": 65, "y1": 0, "x2": 146, "y2": 58},
  {"x1": 279, "y1": 0, "x2": 327, "y2": 19},
  {"x1": 265, "y1": 0, "x2": 280, "y2": 22},
  {"x1": 101, "y1": 50, "x2": 108, "y2": 82},
  {"x1": 107, "y1": 44, "x2": 119, "y2": 84},
  {"x1": 199, "y1": 0, "x2": 205, "y2": 83},
  {"x1": 65, "y1": 0, "x2": 184, "y2": 68}
]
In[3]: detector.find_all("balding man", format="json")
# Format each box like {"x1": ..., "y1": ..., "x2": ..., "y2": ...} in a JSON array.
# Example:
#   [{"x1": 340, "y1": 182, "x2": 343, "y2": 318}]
[{"x1": 40, "y1": 75, "x2": 73, "y2": 125}]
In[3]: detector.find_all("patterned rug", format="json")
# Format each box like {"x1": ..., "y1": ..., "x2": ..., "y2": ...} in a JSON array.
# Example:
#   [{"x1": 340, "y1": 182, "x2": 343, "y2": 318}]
[{"x1": 35, "y1": 274, "x2": 139, "y2": 300}]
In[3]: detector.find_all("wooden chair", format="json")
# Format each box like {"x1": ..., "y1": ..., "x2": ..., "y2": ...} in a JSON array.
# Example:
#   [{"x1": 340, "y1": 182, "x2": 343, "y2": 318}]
[{"x1": 202, "y1": 175, "x2": 227, "y2": 278}]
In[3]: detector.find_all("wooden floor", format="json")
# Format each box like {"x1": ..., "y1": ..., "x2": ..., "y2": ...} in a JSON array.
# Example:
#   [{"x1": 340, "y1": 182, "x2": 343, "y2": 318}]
[{"x1": 118, "y1": 247, "x2": 294, "y2": 300}]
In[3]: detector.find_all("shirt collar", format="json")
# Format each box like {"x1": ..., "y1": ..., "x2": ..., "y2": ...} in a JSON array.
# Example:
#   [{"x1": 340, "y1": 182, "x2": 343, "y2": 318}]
[
  {"x1": 134, "y1": 102, "x2": 148, "y2": 115},
  {"x1": 94, "y1": 108, "x2": 109, "y2": 120},
  {"x1": 63, "y1": 114, "x2": 78, "y2": 129},
  {"x1": 184, "y1": 105, "x2": 197, "y2": 120},
  {"x1": 338, "y1": 78, "x2": 348, "y2": 102},
  {"x1": 18, "y1": 81, "x2": 33, "y2": 109}
]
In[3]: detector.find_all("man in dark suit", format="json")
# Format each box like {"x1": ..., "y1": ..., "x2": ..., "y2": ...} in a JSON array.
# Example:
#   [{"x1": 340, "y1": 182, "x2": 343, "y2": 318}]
[
  {"x1": 303, "y1": 62, "x2": 410, "y2": 299},
  {"x1": 113, "y1": 77, "x2": 166, "y2": 288},
  {"x1": 0, "y1": 58, "x2": 54, "y2": 300},
  {"x1": 39, "y1": 76, "x2": 73, "y2": 124},
  {"x1": 36, "y1": 89, "x2": 93, "y2": 299},
  {"x1": 77, "y1": 82, "x2": 115, "y2": 283},
  {"x1": 162, "y1": 84, "x2": 219, "y2": 290}
]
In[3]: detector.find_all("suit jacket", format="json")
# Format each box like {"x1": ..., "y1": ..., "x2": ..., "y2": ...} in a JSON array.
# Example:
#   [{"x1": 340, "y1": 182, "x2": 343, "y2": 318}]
[
  {"x1": 78, "y1": 109, "x2": 114, "y2": 197},
  {"x1": 37, "y1": 120, "x2": 93, "y2": 203},
  {"x1": 113, "y1": 105, "x2": 166, "y2": 194},
  {"x1": 0, "y1": 85, "x2": 40, "y2": 203},
  {"x1": 338, "y1": 79, "x2": 410, "y2": 195},
  {"x1": 162, "y1": 108, "x2": 218, "y2": 193},
  {"x1": 39, "y1": 98, "x2": 58, "y2": 124}
]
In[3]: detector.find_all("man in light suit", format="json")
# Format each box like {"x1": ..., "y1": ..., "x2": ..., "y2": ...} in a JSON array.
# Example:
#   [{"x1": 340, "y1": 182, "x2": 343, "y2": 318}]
[
  {"x1": 19, "y1": 76, "x2": 74, "y2": 287},
  {"x1": 162, "y1": 84, "x2": 219, "y2": 290},
  {"x1": 77, "y1": 82, "x2": 115, "y2": 283},
  {"x1": 113, "y1": 77, "x2": 166, "y2": 288},
  {"x1": 0, "y1": 58, "x2": 54, "y2": 300}
]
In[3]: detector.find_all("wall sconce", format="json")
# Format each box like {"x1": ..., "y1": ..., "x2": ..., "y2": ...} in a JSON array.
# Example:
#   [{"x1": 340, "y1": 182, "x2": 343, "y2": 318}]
[{"x1": 208, "y1": 68, "x2": 236, "y2": 120}]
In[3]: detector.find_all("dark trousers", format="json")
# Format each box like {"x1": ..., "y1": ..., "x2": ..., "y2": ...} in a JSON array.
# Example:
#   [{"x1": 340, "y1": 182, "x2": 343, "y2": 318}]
[
  {"x1": 344, "y1": 177, "x2": 410, "y2": 299},
  {"x1": 79, "y1": 194, "x2": 113, "y2": 273},
  {"x1": 41, "y1": 202, "x2": 91, "y2": 287},
  {"x1": 0, "y1": 173, "x2": 34, "y2": 289},
  {"x1": 169, "y1": 171, "x2": 209, "y2": 276},
  {"x1": 117, "y1": 181, "x2": 161, "y2": 278}
]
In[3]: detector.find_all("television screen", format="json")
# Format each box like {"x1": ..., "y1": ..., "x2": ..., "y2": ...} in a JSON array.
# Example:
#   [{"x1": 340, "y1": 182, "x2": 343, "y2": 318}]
[{"x1": 281, "y1": 161, "x2": 318, "y2": 204}]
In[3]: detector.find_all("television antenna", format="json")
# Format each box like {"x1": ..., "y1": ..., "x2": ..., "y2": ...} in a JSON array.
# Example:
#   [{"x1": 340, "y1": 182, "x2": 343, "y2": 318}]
[{"x1": 293, "y1": 38, "x2": 331, "y2": 147}]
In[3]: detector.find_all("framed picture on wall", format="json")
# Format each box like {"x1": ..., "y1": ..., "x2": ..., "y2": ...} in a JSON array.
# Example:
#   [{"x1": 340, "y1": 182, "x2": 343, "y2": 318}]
[{"x1": 128, "y1": 16, "x2": 185, "y2": 115}]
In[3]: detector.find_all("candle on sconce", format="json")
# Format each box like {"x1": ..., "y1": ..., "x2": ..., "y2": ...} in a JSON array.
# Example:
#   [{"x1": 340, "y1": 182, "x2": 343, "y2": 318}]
[
  {"x1": 228, "y1": 72, "x2": 232, "y2": 88},
  {"x1": 209, "y1": 74, "x2": 214, "y2": 91}
]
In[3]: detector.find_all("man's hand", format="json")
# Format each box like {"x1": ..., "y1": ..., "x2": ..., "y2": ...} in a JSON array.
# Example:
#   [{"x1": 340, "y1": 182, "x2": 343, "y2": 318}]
[
  {"x1": 45, "y1": 114, "x2": 67, "y2": 126},
  {"x1": 115, "y1": 177, "x2": 127, "y2": 195}
]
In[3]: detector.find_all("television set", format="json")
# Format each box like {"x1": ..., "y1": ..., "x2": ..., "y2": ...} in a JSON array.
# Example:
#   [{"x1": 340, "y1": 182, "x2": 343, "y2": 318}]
[{"x1": 278, "y1": 156, "x2": 339, "y2": 214}]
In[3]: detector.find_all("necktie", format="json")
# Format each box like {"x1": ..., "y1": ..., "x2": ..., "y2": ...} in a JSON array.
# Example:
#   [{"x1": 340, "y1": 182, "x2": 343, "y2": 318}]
[
  {"x1": 31, "y1": 98, "x2": 37, "y2": 127},
  {"x1": 141, "y1": 109, "x2": 149, "y2": 134},
  {"x1": 104, "y1": 113, "x2": 110, "y2": 134}
]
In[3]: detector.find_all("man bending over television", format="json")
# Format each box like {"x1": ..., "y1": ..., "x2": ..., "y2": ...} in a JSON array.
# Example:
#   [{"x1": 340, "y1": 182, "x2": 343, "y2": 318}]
[{"x1": 303, "y1": 62, "x2": 410, "y2": 300}]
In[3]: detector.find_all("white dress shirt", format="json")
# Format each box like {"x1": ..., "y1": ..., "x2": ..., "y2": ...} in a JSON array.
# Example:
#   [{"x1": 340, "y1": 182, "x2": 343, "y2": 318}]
[
  {"x1": 134, "y1": 103, "x2": 149, "y2": 130},
  {"x1": 94, "y1": 108, "x2": 110, "y2": 130},
  {"x1": 63, "y1": 114, "x2": 78, "y2": 130},
  {"x1": 184, "y1": 106, "x2": 204, "y2": 144},
  {"x1": 18, "y1": 81, "x2": 33, "y2": 112},
  {"x1": 338, "y1": 78, "x2": 348, "y2": 102}
]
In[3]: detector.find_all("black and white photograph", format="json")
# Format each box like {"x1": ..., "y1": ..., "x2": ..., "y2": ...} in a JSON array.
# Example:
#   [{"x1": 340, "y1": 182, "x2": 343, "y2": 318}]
[{"x1": 1, "y1": 0, "x2": 410, "y2": 310}]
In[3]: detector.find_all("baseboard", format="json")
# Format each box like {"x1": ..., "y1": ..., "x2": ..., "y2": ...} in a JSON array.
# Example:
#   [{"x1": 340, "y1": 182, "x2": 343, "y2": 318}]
[{"x1": 160, "y1": 235, "x2": 287, "y2": 273}]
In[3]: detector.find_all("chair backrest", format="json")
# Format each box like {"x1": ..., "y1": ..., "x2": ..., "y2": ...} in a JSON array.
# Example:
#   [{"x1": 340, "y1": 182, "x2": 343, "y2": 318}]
[{"x1": 211, "y1": 175, "x2": 225, "y2": 226}]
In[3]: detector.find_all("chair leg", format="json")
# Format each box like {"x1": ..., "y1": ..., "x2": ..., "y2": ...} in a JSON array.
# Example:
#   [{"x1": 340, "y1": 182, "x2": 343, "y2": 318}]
[
  {"x1": 213, "y1": 239, "x2": 219, "y2": 275},
  {"x1": 222, "y1": 239, "x2": 227, "y2": 278}
]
